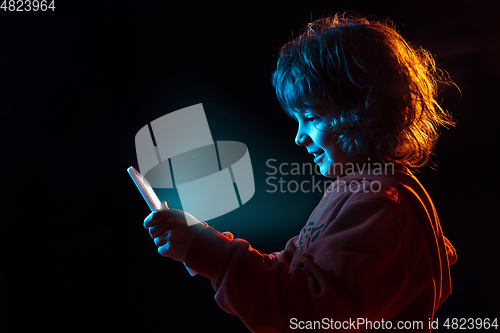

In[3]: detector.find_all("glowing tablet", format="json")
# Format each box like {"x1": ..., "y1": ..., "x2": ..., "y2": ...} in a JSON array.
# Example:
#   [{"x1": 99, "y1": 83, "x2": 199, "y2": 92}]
[
  {"x1": 127, "y1": 166, "x2": 162, "y2": 211},
  {"x1": 127, "y1": 166, "x2": 197, "y2": 276}
]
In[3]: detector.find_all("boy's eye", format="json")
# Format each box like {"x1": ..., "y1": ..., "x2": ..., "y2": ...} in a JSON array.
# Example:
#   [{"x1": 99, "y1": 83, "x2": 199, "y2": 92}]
[
  {"x1": 306, "y1": 116, "x2": 321, "y2": 124},
  {"x1": 305, "y1": 115, "x2": 331, "y2": 131}
]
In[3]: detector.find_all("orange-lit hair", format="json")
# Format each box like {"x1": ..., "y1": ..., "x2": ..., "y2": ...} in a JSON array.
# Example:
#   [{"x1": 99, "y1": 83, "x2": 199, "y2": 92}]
[{"x1": 272, "y1": 12, "x2": 456, "y2": 168}]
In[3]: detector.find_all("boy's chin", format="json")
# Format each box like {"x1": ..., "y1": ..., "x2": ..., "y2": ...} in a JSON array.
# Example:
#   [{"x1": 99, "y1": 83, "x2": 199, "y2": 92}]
[
  {"x1": 322, "y1": 163, "x2": 345, "y2": 179},
  {"x1": 320, "y1": 165, "x2": 339, "y2": 179}
]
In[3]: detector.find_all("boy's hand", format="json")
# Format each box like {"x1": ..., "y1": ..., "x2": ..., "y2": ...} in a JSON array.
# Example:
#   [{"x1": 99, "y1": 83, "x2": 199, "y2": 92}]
[{"x1": 143, "y1": 202, "x2": 207, "y2": 262}]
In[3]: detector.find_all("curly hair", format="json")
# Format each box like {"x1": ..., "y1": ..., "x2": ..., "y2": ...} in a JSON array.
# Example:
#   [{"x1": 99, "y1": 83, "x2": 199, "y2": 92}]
[{"x1": 272, "y1": 12, "x2": 456, "y2": 168}]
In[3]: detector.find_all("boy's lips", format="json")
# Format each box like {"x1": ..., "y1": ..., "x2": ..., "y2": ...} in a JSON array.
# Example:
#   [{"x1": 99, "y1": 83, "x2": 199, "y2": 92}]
[{"x1": 313, "y1": 152, "x2": 324, "y2": 163}]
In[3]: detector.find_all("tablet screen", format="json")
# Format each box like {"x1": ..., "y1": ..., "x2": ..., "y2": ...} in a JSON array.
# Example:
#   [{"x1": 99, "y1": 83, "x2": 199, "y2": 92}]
[{"x1": 128, "y1": 167, "x2": 162, "y2": 211}]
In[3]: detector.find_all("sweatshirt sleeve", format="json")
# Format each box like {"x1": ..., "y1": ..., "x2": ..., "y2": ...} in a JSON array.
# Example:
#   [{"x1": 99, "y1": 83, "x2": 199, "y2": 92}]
[{"x1": 184, "y1": 195, "x2": 411, "y2": 332}]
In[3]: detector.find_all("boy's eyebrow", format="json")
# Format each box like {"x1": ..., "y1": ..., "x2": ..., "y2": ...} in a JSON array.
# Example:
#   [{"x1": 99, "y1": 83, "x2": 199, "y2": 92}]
[
  {"x1": 291, "y1": 111, "x2": 305, "y2": 120},
  {"x1": 286, "y1": 110, "x2": 298, "y2": 120},
  {"x1": 301, "y1": 108, "x2": 321, "y2": 116}
]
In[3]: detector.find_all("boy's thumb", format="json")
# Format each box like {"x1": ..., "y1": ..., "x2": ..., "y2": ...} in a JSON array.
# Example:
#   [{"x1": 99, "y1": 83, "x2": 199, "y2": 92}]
[{"x1": 160, "y1": 201, "x2": 169, "y2": 210}]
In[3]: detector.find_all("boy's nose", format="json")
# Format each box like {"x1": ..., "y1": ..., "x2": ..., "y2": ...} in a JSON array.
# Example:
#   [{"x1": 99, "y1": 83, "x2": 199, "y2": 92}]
[{"x1": 295, "y1": 132, "x2": 310, "y2": 146}]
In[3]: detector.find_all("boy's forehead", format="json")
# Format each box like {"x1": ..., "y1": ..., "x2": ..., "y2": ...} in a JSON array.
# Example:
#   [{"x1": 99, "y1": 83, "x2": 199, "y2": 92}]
[{"x1": 289, "y1": 109, "x2": 308, "y2": 120}]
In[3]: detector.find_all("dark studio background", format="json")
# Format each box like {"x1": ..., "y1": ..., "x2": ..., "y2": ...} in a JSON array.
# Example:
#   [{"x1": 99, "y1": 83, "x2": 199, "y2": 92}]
[{"x1": 1, "y1": 0, "x2": 499, "y2": 332}]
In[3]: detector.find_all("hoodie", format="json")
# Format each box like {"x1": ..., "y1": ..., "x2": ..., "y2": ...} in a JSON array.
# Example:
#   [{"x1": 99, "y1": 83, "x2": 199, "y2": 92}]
[{"x1": 185, "y1": 165, "x2": 456, "y2": 332}]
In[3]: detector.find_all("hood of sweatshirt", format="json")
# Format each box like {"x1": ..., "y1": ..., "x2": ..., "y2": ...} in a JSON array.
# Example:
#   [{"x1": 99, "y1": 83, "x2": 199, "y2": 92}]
[{"x1": 340, "y1": 164, "x2": 457, "y2": 312}]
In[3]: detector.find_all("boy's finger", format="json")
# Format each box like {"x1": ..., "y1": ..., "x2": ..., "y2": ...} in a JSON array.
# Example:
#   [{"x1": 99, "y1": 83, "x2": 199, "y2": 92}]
[
  {"x1": 145, "y1": 215, "x2": 187, "y2": 234},
  {"x1": 143, "y1": 210, "x2": 171, "y2": 229},
  {"x1": 143, "y1": 211, "x2": 155, "y2": 228},
  {"x1": 154, "y1": 233, "x2": 169, "y2": 247},
  {"x1": 148, "y1": 224, "x2": 172, "y2": 238},
  {"x1": 160, "y1": 201, "x2": 169, "y2": 210},
  {"x1": 158, "y1": 243, "x2": 171, "y2": 257}
]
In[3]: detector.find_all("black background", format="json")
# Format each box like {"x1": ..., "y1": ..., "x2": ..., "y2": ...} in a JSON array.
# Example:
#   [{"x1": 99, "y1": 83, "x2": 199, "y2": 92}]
[{"x1": 1, "y1": 0, "x2": 499, "y2": 332}]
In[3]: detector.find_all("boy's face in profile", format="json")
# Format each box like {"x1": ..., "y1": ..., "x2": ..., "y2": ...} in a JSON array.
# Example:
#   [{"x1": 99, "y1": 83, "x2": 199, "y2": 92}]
[{"x1": 294, "y1": 107, "x2": 352, "y2": 178}]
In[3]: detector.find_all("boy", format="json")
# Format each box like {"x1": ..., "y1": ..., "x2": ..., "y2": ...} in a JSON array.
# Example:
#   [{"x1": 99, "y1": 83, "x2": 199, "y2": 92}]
[{"x1": 144, "y1": 12, "x2": 457, "y2": 332}]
